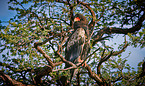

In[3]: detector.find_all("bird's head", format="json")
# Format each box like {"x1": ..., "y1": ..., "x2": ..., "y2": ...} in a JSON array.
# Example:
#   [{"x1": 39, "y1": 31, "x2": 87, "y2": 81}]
[{"x1": 74, "y1": 14, "x2": 88, "y2": 25}]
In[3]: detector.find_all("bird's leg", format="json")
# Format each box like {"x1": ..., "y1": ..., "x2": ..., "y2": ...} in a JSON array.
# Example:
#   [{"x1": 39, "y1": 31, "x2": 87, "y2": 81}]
[{"x1": 78, "y1": 57, "x2": 87, "y2": 67}]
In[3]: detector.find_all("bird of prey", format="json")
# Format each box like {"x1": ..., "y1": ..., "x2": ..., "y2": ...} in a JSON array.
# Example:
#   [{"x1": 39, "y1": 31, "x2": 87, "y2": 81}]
[{"x1": 65, "y1": 13, "x2": 90, "y2": 81}]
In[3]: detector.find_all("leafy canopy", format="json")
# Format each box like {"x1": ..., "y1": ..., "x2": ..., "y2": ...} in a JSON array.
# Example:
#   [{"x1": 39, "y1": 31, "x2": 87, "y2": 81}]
[{"x1": 0, "y1": 0, "x2": 145, "y2": 86}]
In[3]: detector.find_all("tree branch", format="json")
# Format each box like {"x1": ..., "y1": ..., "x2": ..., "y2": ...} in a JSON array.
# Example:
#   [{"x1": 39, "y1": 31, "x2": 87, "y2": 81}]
[
  {"x1": 55, "y1": 0, "x2": 69, "y2": 5},
  {"x1": 85, "y1": 64, "x2": 103, "y2": 84},
  {"x1": 97, "y1": 51, "x2": 113, "y2": 76},
  {"x1": 55, "y1": 0, "x2": 74, "y2": 27},
  {"x1": 97, "y1": 51, "x2": 113, "y2": 85},
  {"x1": 34, "y1": 42, "x2": 54, "y2": 67},
  {"x1": 92, "y1": 10, "x2": 145, "y2": 46},
  {"x1": 56, "y1": 51, "x2": 76, "y2": 68},
  {"x1": 78, "y1": 47, "x2": 100, "y2": 67},
  {"x1": 112, "y1": 38, "x2": 129, "y2": 56},
  {"x1": 0, "y1": 71, "x2": 34, "y2": 86},
  {"x1": 50, "y1": 17, "x2": 70, "y2": 26},
  {"x1": 52, "y1": 66, "x2": 77, "y2": 72},
  {"x1": 77, "y1": 72, "x2": 80, "y2": 86},
  {"x1": 34, "y1": 66, "x2": 52, "y2": 84},
  {"x1": 96, "y1": 7, "x2": 105, "y2": 24},
  {"x1": 92, "y1": 36, "x2": 111, "y2": 46},
  {"x1": 111, "y1": 77, "x2": 123, "y2": 82},
  {"x1": 33, "y1": 29, "x2": 70, "y2": 67},
  {"x1": 66, "y1": 0, "x2": 74, "y2": 28}
]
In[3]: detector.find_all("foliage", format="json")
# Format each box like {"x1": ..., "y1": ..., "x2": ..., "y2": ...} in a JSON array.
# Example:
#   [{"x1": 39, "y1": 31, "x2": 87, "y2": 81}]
[{"x1": 0, "y1": 0, "x2": 145, "y2": 85}]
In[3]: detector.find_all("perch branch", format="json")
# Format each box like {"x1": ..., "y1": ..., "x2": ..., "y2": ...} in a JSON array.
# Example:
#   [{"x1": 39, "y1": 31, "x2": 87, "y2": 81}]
[{"x1": 56, "y1": 49, "x2": 76, "y2": 68}]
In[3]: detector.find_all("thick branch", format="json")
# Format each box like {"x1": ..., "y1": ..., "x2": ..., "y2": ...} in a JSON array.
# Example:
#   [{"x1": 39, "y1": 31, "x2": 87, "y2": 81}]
[
  {"x1": 54, "y1": 61, "x2": 63, "y2": 66},
  {"x1": 33, "y1": 27, "x2": 71, "y2": 84},
  {"x1": 93, "y1": 11, "x2": 145, "y2": 46},
  {"x1": 33, "y1": 30, "x2": 69, "y2": 67},
  {"x1": 34, "y1": 42, "x2": 54, "y2": 67},
  {"x1": 85, "y1": 64, "x2": 103, "y2": 84},
  {"x1": 56, "y1": 51, "x2": 76, "y2": 68},
  {"x1": 109, "y1": 10, "x2": 145, "y2": 34},
  {"x1": 34, "y1": 42, "x2": 55, "y2": 84},
  {"x1": 0, "y1": 71, "x2": 34, "y2": 86}
]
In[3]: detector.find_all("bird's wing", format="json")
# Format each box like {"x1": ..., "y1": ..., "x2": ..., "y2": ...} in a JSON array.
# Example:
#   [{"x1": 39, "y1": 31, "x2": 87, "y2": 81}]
[
  {"x1": 81, "y1": 41, "x2": 90, "y2": 60},
  {"x1": 65, "y1": 28, "x2": 86, "y2": 63}
]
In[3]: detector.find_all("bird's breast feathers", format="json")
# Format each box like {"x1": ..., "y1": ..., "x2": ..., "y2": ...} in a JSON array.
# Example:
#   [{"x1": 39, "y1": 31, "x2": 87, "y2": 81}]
[
  {"x1": 67, "y1": 28, "x2": 86, "y2": 48},
  {"x1": 78, "y1": 28, "x2": 85, "y2": 37}
]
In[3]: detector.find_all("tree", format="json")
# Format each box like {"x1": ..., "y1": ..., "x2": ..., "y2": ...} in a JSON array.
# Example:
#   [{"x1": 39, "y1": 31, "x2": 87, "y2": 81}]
[{"x1": 0, "y1": 0, "x2": 145, "y2": 86}]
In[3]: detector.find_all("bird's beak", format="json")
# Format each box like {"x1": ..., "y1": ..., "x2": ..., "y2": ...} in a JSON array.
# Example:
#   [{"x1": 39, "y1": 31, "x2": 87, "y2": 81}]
[{"x1": 74, "y1": 17, "x2": 80, "y2": 22}]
